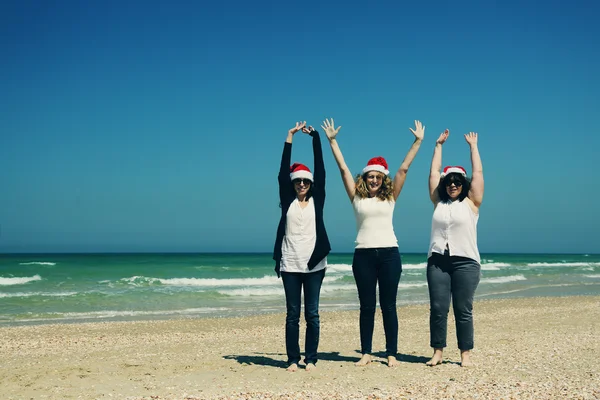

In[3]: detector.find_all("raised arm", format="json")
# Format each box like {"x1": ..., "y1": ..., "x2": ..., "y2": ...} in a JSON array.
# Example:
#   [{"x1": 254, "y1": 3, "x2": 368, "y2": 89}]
[
  {"x1": 302, "y1": 125, "x2": 325, "y2": 191},
  {"x1": 321, "y1": 118, "x2": 355, "y2": 202},
  {"x1": 279, "y1": 122, "x2": 306, "y2": 199},
  {"x1": 465, "y1": 132, "x2": 484, "y2": 207},
  {"x1": 392, "y1": 120, "x2": 425, "y2": 200},
  {"x1": 429, "y1": 129, "x2": 449, "y2": 204}
]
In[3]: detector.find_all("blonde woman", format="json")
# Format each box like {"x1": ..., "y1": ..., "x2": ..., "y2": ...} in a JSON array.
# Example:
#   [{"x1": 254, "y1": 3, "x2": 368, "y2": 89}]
[{"x1": 322, "y1": 118, "x2": 424, "y2": 367}]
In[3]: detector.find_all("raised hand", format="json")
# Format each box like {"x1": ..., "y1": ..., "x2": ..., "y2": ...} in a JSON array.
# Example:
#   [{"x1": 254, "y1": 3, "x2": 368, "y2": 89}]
[
  {"x1": 301, "y1": 125, "x2": 315, "y2": 134},
  {"x1": 436, "y1": 129, "x2": 449, "y2": 145},
  {"x1": 409, "y1": 120, "x2": 425, "y2": 140},
  {"x1": 464, "y1": 132, "x2": 478, "y2": 146},
  {"x1": 288, "y1": 121, "x2": 306, "y2": 135},
  {"x1": 321, "y1": 118, "x2": 341, "y2": 140}
]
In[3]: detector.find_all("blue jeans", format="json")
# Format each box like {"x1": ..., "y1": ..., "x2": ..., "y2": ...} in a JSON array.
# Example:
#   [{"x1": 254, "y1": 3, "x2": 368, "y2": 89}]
[
  {"x1": 427, "y1": 252, "x2": 481, "y2": 350},
  {"x1": 352, "y1": 247, "x2": 402, "y2": 357},
  {"x1": 281, "y1": 268, "x2": 326, "y2": 365}
]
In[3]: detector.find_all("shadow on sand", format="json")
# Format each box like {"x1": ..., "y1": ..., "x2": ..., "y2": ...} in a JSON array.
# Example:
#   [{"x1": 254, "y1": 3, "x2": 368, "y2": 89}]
[{"x1": 223, "y1": 351, "x2": 432, "y2": 368}]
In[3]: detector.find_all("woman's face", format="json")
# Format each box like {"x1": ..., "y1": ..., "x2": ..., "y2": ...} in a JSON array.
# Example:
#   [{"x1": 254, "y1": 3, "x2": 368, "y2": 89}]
[
  {"x1": 365, "y1": 172, "x2": 384, "y2": 196},
  {"x1": 293, "y1": 178, "x2": 311, "y2": 197},
  {"x1": 444, "y1": 174, "x2": 464, "y2": 200}
]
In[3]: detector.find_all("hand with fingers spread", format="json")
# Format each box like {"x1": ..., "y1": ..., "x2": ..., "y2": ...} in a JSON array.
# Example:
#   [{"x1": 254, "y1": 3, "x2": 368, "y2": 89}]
[
  {"x1": 409, "y1": 120, "x2": 425, "y2": 141},
  {"x1": 321, "y1": 116, "x2": 426, "y2": 368},
  {"x1": 288, "y1": 121, "x2": 306, "y2": 135},
  {"x1": 436, "y1": 129, "x2": 450, "y2": 145},
  {"x1": 464, "y1": 132, "x2": 478, "y2": 146},
  {"x1": 321, "y1": 118, "x2": 341, "y2": 140}
]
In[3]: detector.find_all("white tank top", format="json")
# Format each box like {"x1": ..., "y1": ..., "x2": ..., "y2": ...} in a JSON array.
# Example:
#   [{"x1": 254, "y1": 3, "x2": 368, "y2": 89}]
[
  {"x1": 280, "y1": 198, "x2": 327, "y2": 273},
  {"x1": 428, "y1": 200, "x2": 480, "y2": 263},
  {"x1": 352, "y1": 197, "x2": 398, "y2": 249}
]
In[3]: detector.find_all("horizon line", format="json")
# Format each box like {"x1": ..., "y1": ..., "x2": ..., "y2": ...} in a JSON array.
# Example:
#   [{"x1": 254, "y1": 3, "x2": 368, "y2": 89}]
[{"x1": 1, "y1": 251, "x2": 598, "y2": 256}]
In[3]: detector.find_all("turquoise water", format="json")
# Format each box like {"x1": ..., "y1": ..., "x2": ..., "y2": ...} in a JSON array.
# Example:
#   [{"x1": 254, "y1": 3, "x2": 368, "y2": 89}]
[{"x1": 1, "y1": 253, "x2": 599, "y2": 326}]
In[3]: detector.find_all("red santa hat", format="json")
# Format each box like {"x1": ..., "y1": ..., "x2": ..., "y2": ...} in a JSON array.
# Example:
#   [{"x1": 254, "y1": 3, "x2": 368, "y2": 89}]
[
  {"x1": 361, "y1": 156, "x2": 389, "y2": 176},
  {"x1": 440, "y1": 165, "x2": 467, "y2": 178},
  {"x1": 290, "y1": 163, "x2": 313, "y2": 182}
]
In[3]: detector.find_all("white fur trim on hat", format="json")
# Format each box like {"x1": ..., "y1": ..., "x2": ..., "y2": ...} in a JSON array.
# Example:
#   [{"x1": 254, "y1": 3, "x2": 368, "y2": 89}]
[
  {"x1": 290, "y1": 170, "x2": 313, "y2": 182},
  {"x1": 361, "y1": 164, "x2": 389, "y2": 176},
  {"x1": 440, "y1": 166, "x2": 467, "y2": 178}
]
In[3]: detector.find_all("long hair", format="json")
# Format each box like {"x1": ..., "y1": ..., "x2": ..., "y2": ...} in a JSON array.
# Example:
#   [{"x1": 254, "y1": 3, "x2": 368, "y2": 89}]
[
  {"x1": 437, "y1": 172, "x2": 471, "y2": 203},
  {"x1": 355, "y1": 172, "x2": 394, "y2": 201},
  {"x1": 290, "y1": 181, "x2": 313, "y2": 201},
  {"x1": 279, "y1": 180, "x2": 313, "y2": 208}
]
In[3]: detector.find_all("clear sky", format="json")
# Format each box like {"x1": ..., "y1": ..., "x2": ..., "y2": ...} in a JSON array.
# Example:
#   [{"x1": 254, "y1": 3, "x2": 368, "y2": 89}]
[{"x1": 1, "y1": 0, "x2": 598, "y2": 254}]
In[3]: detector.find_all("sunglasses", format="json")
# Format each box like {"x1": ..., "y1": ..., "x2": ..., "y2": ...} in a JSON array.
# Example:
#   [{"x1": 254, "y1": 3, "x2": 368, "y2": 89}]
[
  {"x1": 445, "y1": 180, "x2": 463, "y2": 187},
  {"x1": 293, "y1": 178, "x2": 312, "y2": 185}
]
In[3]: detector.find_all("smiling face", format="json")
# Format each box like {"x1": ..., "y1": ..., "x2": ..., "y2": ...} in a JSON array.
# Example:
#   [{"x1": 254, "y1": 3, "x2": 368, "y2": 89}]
[
  {"x1": 444, "y1": 173, "x2": 464, "y2": 200},
  {"x1": 293, "y1": 178, "x2": 312, "y2": 198},
  {"x1": 364, "y1": 172, "x2": 384, "y2": 196}
]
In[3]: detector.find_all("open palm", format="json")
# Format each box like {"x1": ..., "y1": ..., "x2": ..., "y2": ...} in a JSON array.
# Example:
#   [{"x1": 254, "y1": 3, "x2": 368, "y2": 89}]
[
  {"x1": 321, "y1": 118, "x2": 341, "y2": 140},
  {"x1": 464, "y1": 132, "x2": 478, "y2": 145},
  {"x1": 409, "y1": 120, "x2": 425, "y2": 140}
]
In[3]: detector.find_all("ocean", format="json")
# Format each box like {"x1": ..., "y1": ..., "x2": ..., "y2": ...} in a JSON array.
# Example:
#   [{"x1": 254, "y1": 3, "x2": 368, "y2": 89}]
[{"x1": 1, "y1": 253, "x2": 599, "y2": 326}]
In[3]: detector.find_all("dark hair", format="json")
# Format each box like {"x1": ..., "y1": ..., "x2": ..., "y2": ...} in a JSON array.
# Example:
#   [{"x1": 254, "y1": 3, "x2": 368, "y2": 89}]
[
  {"x1": 437, "y1": 173, "x2": 470, "y2": 203},
  {"x1": 290, "y1": 179, "x2": 313, "y2": 201}
]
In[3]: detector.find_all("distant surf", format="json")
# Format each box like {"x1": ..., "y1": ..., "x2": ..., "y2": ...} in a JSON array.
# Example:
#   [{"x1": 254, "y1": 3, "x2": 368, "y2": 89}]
[{"x1": 1, "y1": 253, "x2": 599, "y2": 325}]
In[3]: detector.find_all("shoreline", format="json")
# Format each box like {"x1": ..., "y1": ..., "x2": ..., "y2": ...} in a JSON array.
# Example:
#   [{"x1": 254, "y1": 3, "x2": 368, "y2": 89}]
[
  {"x1": 1, "y1": 296, "x2": 599, "y2": 399},
  {"x1": 2, "y1": 290, "x2": 599, "y2": 329}
]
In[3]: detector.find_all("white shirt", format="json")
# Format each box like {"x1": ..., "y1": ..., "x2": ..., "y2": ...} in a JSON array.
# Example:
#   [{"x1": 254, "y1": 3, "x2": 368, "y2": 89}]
[
  {"x1": 428, "y1": 200, "x2": 480, "y2": 263},
  {"x1": 352, "y1": 197, "x2": 398, "y2": 249},
  {"x1": 280, "y1": 198, "x2": 327, "y2": 273}
]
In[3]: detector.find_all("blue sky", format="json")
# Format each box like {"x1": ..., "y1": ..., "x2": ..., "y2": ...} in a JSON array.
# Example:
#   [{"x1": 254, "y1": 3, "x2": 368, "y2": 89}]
[{"x1": 1, "y1": 0, "x2": 598, "y2": 254}]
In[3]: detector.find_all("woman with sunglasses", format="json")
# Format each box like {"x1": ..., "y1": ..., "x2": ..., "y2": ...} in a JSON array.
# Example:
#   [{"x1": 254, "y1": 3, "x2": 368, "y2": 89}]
[
  {"x1": 426, "y1": 129, "x2": 484, "y2": 367},
  {"x1": 322, "y1": 118, "x2": 425, "y2": 367},
  {"x1": 273, "y1": 121, "x2": 331, "y2": 372}
]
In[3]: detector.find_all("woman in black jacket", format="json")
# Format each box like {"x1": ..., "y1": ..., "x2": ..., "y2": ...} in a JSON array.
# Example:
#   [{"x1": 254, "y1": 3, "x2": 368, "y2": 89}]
[{"x1": 273, "y1": 121, "x2": 331, "y2": 372}]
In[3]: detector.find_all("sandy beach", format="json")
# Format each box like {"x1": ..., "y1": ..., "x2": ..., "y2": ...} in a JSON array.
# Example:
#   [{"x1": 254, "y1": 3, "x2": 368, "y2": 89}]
[{"x1": 1, "y1": 296, "x2": 598, "y2": 399}]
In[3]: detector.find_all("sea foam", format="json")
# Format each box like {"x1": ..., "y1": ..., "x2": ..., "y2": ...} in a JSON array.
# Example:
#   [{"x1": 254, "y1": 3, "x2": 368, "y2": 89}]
[
  {"x1": 19, "y1": 262, "x2": 56, "y2": 266},
  {"x1": 481, "y1": 275, "x2": 526, "y2": 284},
  {"x1": 118, "y1": 275, "x2": 343, "y2": 288},
  {"x1": 527, "y1": 262, "x2": 600, "y2": 267},
  {"x1": 0, "y1": 291, "x2": 77, "y2": 298},
  {"x1": 0, "y1": 275, "x2": 42, "y2": 286}
]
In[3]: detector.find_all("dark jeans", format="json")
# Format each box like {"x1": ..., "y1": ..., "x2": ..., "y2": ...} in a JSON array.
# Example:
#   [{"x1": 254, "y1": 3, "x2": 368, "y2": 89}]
[
  {"x1": 427, "y1": 252, "x2": 481, "y2": 350},
  {"x1": 352, "y1": 247, "x2": 402, "y2": 357},
  {"x1": 281, "y1": 268, "x2": 326, "y2": 365}
]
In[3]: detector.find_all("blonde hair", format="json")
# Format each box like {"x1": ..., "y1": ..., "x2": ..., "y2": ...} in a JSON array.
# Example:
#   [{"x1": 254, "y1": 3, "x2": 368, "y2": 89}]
[{"x1": 355, "y1": 172, "x2": 394, "y2": 201}]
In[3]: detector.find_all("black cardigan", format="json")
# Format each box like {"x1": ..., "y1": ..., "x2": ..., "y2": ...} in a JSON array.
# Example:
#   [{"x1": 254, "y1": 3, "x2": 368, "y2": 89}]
[{"x1": 272, "y1": 130, "x2": 331, "y2": 277}]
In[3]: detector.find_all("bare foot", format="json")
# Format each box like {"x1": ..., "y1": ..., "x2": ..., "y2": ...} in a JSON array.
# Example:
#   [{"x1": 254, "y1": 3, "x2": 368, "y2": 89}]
[
  {"x1": 426, "y1": 348, "x2": 444, "y2": 366},
  {"x1": 286, "y1": 363, "x2": 298, "y2": 372},
  {"x1": 387, "y1": 355, "x2": 399, "y2": 367},
  {"x1": 460, "y1": 350, "x2": 474, "y2": 367},
  {"x1": 355, "y1": 354, "x2": 372, "y2": 366},
  {"x1": 305, "y1": 363, "x2": 316, "y2": 372}
]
